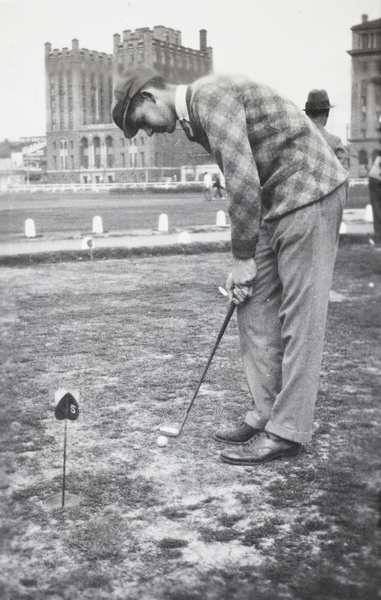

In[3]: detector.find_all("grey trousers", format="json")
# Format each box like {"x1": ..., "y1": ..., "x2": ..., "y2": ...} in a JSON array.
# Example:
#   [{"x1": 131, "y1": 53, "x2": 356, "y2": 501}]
[
  {"x1": 238, "y1": 184, "x2": 347, "y2": 444},
  {"x1": 369, "y1": 177, "x2": 381, "y2": 242}
]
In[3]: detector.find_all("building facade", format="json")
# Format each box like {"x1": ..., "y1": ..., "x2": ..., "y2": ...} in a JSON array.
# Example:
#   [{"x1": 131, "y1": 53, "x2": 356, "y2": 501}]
[
  {"x1": 0, "y1": 137, "x2": 47, "y2": 190},
  {"x1": 348, "y1": 14, "x2": 381, "y2": 177},
  {"x1": 45, "y1": 27, "x2": 214, "y2": 184}
]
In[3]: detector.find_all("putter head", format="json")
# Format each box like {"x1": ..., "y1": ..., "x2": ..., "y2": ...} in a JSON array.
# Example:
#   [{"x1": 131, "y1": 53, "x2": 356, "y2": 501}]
[{"x1": 159, "y1": 425, "x2": 180, "y2": 437}]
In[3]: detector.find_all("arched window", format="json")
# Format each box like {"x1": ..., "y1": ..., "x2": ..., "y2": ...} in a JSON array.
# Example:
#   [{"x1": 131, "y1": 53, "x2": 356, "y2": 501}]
[
  {"x1": 93, "y1": 137, "x2": 101, "y2": 168},
  {"x1": 358, "y1": 149, "x2": 368, "y2": 165},
  {"x1": 80, "y1": 138, "x2": 89, "y2": 168},
  {"x1": 106, "y1": 136, "x2": 114, "y2": 168},
  {"x1": 59, "y1": 138, "x2": 68, "y2": 170}
]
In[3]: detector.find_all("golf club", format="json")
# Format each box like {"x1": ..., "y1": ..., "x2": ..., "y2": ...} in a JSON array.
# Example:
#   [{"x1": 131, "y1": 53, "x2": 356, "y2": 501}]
[{"x1": 160, "y1": 301, "x2": 236, "y2": 437}]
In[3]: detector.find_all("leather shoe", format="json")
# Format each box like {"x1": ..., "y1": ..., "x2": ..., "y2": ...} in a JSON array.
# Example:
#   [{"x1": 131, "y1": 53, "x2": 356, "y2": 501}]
[
  {"x1": 214, "y1": 422, "x2": 261, "y2": 445},
  {"x1": 220, "y1": 431, "x2": 301, "y2": 465}
]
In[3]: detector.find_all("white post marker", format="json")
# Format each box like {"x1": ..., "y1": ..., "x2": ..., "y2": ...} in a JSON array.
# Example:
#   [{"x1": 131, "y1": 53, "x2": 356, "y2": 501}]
[
  {"x1": 365, "y1": 204, "x2": 373, "y2": 223},
  {"x1": 25, "y1": 218, "x2": 36, "y2": 238},
  {"x1": 178, "y1": 231, "x2": 191, "y2": 244},
  {"x1": 339, "y1": 222, "x2": 347, "y2": 234},
  {"x1": 158, "y1": 213, "x2": 169, "y2": 232},
  {"x1": 92, "y1": 215, "x2": 103, "y2": 233},
  {"x1": 216, "y1": 210, "x2": 227, "y2": 226}
]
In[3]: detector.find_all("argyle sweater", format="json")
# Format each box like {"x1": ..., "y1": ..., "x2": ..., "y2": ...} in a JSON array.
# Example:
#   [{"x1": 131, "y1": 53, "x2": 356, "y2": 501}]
[{"x1": 186, "y1": 75, "x2": 349, "y2": 258}]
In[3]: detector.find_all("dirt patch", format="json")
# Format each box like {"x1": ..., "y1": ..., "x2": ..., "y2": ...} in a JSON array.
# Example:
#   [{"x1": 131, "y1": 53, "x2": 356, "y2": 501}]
[{"x1": 0, "y1": 242, "x2": 380, "y2": 600}]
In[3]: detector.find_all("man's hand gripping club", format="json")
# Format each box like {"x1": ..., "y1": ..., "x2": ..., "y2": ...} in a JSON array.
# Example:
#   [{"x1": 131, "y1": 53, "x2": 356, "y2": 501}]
[{"x1": 226, "y1": 256, "x2": 257, "y2": 306}]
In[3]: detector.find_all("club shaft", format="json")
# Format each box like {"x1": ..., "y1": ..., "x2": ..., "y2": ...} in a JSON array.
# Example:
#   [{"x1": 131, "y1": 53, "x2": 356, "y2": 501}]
[{"x1": 178, "y1": 302, "x2": 235, "y2": 433}]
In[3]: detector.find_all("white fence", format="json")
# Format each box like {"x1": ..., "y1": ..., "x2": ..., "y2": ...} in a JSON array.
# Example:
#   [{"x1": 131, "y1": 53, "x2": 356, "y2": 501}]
[
  {"x1": 2, "y1": 178, "x2": 368, "y2": 194},
  {"x1": 3, "y1": 181, "x2": 203, "y2": 194},
  {"x1": 348, "y1": 178, "x2": 369, "y2": 187}
]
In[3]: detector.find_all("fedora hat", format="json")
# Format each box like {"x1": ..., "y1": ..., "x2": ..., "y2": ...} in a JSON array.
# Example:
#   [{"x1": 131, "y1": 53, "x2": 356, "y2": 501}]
[
  {"x1": 303, "y1": 89, "x2": 335, "y2": 111},
  {"x1": 112, "y1": 65, "x2": 160, "y2": 138}
]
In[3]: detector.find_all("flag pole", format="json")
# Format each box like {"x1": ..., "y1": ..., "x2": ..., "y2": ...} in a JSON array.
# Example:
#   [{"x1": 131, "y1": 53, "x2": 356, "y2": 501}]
[{"x1": 62, "y1": 420, "x2": 68, "y2": 508}]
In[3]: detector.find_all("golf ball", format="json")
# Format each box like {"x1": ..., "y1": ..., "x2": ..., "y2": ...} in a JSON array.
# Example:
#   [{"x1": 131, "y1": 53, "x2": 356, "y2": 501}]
[{"x1": 157, "y1": 435, "x2": 168, "y2": 447}]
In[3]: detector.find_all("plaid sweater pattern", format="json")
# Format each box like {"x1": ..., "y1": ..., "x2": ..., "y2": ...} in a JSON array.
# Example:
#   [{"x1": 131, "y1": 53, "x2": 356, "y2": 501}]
[{"x1": 188, "y1": 75, "x2": 349, "y2": 258}]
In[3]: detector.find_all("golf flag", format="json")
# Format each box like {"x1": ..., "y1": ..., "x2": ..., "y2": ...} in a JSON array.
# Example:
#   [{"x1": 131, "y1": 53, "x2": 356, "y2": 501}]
[{"x1": 55, "y1": 392, "x2": 79, "y2": 421}]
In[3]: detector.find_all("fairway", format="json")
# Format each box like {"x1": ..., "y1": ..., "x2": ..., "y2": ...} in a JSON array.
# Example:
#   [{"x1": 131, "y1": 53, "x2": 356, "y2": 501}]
[
  {"x1": 0, "y1": 184, "x2": 370, "y2": 239},
  {"x1": 0, "y1": 241, "x2": 380, "y2": 600},
  {"x1": 0, "y1": 191, "x2": 229, "y2": 238}
]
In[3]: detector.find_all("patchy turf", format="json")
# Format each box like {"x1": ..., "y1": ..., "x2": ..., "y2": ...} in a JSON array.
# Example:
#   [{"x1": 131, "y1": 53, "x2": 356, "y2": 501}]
[{"x1": 0, "y1": 242, "x2": 380, "y2": 600}]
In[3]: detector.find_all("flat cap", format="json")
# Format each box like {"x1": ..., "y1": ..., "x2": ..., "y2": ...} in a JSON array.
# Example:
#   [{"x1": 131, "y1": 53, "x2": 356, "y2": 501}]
[{"x1": 112, "y1": 65, "x2": 159, "y2": 138}]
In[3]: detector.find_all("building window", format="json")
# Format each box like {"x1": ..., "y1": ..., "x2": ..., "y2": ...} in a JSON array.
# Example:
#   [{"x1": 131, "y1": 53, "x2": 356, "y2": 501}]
[
  {"x1": 91, "y1": 73, "x2": 97, "y2": 122},
  {"x1": 93, "y1": 137, "x2": 101, "y2": 168},
  {"x1": 82, "y1": 74, "x2": 86, "y2": 125},
  {"x1": 80, "y1": 137, "x2": 89, "y2": 168},
  {"x1": 106, "y1": 136, "x2": 114, "y2": 167},
  {"x1": 128, "y1": 43, "x2": 134, "y2": 64},
  {"x1": 121, "y1": 152, "x2": 125, "y2": 167},
  {"x1": 59, "y1": 139, "x2": 68, "y2": 170},
  {"x1": 53, "y1": 156, "x2": 57, "y2": 170},
  {"x1": 358, "y1": 149, "x2": 368, "y2": 165},
  {"x1": 70, "y1": 155, "x2": 74, "y2": 169},
  {"x1": 137, "y1": 43, "x2": 144, "y2": 63},
  {"x1": 140, "y1": 152, "x2": 145, "y2": 167}
]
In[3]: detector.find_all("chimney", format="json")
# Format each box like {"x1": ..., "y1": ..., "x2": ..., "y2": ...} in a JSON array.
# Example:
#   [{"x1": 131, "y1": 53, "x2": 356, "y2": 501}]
[
  {"x1": 113, "y1": 33, "x2": 121, "y2": 55},
  {"x1": 361, "y1": 14, "x2": 368, "y2": 24},
  {"x1": 200, "y1": 29, "x2": 207, "y2": 52},
  {"x1": 72, "y1": 38, "x2": 79, "y2": 52}
]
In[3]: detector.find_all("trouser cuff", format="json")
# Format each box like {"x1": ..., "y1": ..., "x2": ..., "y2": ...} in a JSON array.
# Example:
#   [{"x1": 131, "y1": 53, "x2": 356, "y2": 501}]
[
  {"x1": 265, "y1": 421, "x2": 312, "y2": 444},
  {"x1": 244, "y1": 413, "x2": 268, "y2": 431}
]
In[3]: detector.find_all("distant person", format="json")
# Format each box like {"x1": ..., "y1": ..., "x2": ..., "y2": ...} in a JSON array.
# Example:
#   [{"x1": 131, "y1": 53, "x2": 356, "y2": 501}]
[
  {"x1": 368, "y1": 152, "x2": 381, "y2": 246},
  {"x1": 203, "y1": 171, "x2": 212, "y2": 201},
  {"x1": 304, "y1": 89, "x2": 347, "y2": 168},
  {"x1": 112, "y1": 67, "x2": 348, "y2": 466},
  {"x1": 212, "y1": 173, "x2": 225, "y2": 199}
]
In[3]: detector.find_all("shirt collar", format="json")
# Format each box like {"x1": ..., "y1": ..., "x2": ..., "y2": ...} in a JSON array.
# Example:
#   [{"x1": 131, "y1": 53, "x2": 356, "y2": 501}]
[{"x1": 175, "y1": 85, "x2": 191, "y2": 122}]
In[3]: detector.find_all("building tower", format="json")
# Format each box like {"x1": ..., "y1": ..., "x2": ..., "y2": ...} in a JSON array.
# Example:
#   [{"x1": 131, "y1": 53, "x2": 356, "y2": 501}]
[
  {"x1": 45, "y1": 40, "x2": 114, "y2": 182},
  {"x1": 347, "y1": 14, "x2": 381, "y2": 177},
  {"x1": 45, "y1": 27, "x2": 213, "y2": 184}
]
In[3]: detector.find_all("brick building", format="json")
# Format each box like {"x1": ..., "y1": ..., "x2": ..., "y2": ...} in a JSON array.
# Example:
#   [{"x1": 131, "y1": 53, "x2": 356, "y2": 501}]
[
  {"x1": 347, "y1": 14, "x2": 381, "y2": 177},
  {"x1": 45, "y1": 27, "x2": 214, "y2": 184}
]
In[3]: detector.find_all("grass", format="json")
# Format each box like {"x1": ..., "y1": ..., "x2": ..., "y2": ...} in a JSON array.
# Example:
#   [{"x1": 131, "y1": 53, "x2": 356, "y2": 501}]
[
  {"x1": 0, "y1": 183, "x2": 370, "y2": 238},
  {"x1": 0, "y1": 240, "x2": 380, "y2": 599}
]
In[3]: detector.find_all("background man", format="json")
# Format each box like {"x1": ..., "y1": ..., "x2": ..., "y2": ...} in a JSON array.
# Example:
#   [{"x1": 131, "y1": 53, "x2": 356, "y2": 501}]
[
  {"x1": 112, "y1": 68, "x2": 349, "y2": 466},
  {"x1": 203, "y1": 171, "x2": 212, "y2": 201},
  {"x1": 304, "y1": 89, "x2": 347, "y2": 167},
  {"x1": 368, "y1": 151, "x2": 381, "y2": 246}
]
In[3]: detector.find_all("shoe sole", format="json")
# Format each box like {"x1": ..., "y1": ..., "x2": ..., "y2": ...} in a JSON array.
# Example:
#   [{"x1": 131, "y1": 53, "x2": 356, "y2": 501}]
[
  {"x1": 220, "y1": 446, "x2": 301, "y2": 465},
  {"x1": 213, "y1": 434, "x2": 254, "y2": 445}
]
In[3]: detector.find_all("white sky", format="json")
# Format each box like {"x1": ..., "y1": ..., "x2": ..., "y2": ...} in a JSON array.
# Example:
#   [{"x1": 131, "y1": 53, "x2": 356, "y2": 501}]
[{"x1": 0, "y1": 0, "x2": 379, "y2": 143}]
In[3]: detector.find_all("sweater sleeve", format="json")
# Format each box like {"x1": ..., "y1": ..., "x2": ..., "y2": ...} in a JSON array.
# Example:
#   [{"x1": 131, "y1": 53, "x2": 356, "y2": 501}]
[{"x1": 193, "y1": 89, "x2": 261, "y2": 258}]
